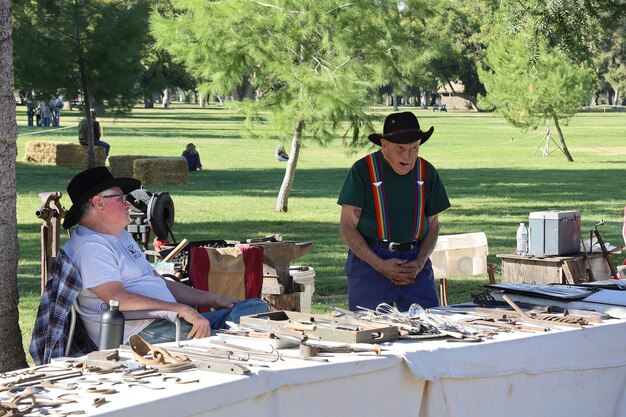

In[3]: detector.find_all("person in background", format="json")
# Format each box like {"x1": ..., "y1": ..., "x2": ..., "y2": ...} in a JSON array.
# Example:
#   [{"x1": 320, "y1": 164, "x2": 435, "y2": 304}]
[
  {"x1": 78, "y1": 109, "x2": 110, "y2": 157},
  {"x1": 49, "y1": 95, "x2": 64, "y2": 127},
  {"x1": 337, "y1": 112, "x2": 450, "y2": 312},
  {"x1": 35, "y1": 101, "x2": 42, "y2": 126},
  {"x1": 40, "y1": 100, "x2": 51, "y2": 127},
  {"x1": 182, "y1": 143, "x2": 202, "y2": 171},
  {"x1": 276, "y1": 144, "x2": 289, "y2": 161},
  {"x1": 26, "y1": 97, "x2": 35, "y2": 127}
]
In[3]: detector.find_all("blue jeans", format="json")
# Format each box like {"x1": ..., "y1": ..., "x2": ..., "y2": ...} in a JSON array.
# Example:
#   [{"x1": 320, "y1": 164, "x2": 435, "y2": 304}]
[
  {"x1": 345, "y1": 243, "x2": 439, "y2": 312},
  {"x1": 137, "y1": 298, "x2": 269, "y2": 344},
  {"x1": 96, "y1": 141, "x2": 110, "y2": 157}
]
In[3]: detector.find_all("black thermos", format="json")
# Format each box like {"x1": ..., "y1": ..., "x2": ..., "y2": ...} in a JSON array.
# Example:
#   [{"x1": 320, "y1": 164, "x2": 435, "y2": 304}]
[{"x1": 98, "y1": 299, "x2": 125, "y2": 350}]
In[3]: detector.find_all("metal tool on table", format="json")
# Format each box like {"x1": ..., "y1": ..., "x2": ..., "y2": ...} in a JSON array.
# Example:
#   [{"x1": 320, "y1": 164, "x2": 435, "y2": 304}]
[
  {"x1": 128, "y1": 335, "x2": 251, "y2": 375},
  {"x1": 502, "y1": 295, "x2": 587, "y2": 328},
  {"x1": 594, "y1": 220, "x2": 619, "y2": 279}
]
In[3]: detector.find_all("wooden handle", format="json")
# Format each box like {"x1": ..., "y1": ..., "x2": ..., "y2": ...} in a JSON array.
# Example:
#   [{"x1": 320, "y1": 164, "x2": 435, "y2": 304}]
[
  {"x1": 502, "y1": 294, "x2": 531, "y2": 320},
  {"x1": 162, "y1": 239, "x2": 189, "y2": 263}
]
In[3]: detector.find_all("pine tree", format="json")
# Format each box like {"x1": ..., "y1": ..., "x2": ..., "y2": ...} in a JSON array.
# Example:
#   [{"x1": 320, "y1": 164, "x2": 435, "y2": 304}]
[
  {"x1": 151, "y1": 0, "x2": 436, "y2": 211},
  {"x1": 478, "y1": 20, "x2": 594, "y2": 162}
]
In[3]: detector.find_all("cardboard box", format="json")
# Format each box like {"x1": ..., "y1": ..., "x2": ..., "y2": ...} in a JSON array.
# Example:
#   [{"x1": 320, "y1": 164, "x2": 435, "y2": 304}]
[{"x1": 529, "y1": 211, "x2": 581, "y2": 256}]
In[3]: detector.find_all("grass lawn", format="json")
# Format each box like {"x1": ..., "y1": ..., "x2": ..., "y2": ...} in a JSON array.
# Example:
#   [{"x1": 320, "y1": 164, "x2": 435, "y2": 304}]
[{"x1": 15, "y1": 104, "x2": 626, "y2": 357}]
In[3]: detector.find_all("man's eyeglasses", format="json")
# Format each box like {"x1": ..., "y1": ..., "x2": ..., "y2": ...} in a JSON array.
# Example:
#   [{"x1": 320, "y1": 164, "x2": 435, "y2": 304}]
[{"x1": 97, "y1": 193, "x2": 128, "y2": 204}]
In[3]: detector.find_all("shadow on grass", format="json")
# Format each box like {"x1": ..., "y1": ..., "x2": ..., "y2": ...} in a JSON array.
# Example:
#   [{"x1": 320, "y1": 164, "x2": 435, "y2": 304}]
[{"x1": 17, "y1": 162, "x2": 626, "y2": 298}]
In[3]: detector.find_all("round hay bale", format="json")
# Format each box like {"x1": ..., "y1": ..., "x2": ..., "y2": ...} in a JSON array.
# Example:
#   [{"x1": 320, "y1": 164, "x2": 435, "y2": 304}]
[{"x1": 133, "y1": 157, "x2": 188, "y2": 185}]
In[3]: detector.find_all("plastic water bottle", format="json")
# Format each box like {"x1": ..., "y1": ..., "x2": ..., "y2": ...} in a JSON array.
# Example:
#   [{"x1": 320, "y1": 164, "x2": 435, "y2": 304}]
[
  {"x1": 98, "y1": 300, "x2": 125, "y2": 350},
  {"x1": 516, "y1": 222, "x2": 528, "y2": 255}
]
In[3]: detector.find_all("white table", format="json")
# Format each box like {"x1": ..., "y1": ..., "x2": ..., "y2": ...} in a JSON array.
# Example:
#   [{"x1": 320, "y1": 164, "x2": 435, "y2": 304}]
[{"x1": 5, "y1": 319, "x2": 626, "y2": 417}]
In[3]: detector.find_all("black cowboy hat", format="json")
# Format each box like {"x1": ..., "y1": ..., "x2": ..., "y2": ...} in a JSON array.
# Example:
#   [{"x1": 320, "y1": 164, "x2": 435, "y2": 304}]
[
  {"x1": 63, "y1": 167, "x2": 141, "y2": 229},
  {"x1": 368, "y1": 112, "x2": 434, "y2": 146}
]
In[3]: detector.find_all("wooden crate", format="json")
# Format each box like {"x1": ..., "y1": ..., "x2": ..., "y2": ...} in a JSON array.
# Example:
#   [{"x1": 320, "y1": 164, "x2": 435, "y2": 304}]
[{"x1": 497, "y1": 252, "x2": 612, "y2": 284}]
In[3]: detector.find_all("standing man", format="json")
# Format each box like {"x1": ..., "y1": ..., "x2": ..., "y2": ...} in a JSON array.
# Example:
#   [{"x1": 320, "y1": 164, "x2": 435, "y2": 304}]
[
  {"x1": 338, "y1": 112, "x2": 450, "y2": 311},
  {"x1": 49, "y1": 95, "x2": 64, "y2": 127},
  {"x1": 78, "y1": 109, "x2": 110, "y2": 157}
]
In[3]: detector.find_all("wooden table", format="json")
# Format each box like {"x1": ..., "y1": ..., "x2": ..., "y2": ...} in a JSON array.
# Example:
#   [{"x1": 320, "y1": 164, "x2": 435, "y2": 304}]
[{"x1": 496, "y1": 252, "x2": 613, "y2": 284}]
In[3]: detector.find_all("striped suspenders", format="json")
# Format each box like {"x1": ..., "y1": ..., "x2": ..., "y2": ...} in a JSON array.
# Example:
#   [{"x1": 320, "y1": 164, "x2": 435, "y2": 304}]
[{"x1": 365, "y1": 152, "x2": 426, "y2": 241}]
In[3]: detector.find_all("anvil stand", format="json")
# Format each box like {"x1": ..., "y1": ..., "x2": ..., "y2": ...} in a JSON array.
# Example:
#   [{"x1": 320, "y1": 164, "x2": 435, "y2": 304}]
[
  {"x1": 249, "y1": 241, "x2": 314, "y2": 312},
  {"x1": 36, "y1": 192, "x2": 66, "y2": 294}
]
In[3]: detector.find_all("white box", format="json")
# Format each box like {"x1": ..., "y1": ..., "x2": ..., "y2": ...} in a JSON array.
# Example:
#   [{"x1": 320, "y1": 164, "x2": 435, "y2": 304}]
[{"x1": 430, "y1": 232, "x2": 488, "y2": 279}]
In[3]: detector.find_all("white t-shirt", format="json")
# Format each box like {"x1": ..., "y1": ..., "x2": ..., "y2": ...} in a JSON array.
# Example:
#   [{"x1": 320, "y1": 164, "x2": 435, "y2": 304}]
[{"x1": 63, "y1": 226, "x2": 176, "y2": 344}]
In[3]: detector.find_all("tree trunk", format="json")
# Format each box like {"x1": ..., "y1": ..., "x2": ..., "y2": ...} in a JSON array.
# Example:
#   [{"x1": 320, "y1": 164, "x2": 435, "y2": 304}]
[
  {"x1": 162, "y1": 88, "x2": 170, "y2": 108},
  {"x1": 420, "y1": 91, "x2": 429, "y2": 109},
  {"x1": 552, "y1": 114, "x2": 574, "y2": 162},
  {"x1": 392, "y1": 93, "x2": 399, "y2": 111},
  {"x1": 275, "y1": 120, "x2": 304, "y2": 212},
  {"x1": 0, "y1": 0, "x2": 28, "y2": 371}
]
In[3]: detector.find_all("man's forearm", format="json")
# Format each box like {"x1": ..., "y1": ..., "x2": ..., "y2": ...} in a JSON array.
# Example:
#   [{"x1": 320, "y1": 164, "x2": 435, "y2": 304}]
[
  {"x1": 415, "y1": 215, "x2": 440, "y2": 267},
  {"x1": 91, "y1": 283, "x2": 190, "y2": 315},
  {"x1": 340, "y1": 223, "x2": 383, "y2": 271},
  {"x1": 163, "y1": 278, "x2": 217, "y2": 308}
]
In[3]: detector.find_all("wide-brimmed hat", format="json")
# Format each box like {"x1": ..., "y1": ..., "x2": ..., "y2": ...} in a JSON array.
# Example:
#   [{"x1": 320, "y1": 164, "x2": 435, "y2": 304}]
[
  {"x1": 63, "y1": 167, "x2": 141, "y2": 229},
  {"x1": 368, "y1": 112, "x2": 434, "y2": 146}
]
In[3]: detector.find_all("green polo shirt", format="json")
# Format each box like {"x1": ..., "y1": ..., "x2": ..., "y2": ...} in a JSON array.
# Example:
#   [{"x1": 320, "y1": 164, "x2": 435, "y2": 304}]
[{"x1": 337, "y1": 150, "x2": 450, "y2": 242}]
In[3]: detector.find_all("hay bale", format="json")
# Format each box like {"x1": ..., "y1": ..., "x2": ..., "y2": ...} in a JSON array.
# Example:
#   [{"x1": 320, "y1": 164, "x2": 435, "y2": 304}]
[
  {"x1": 109, "y1": 155, "x2": 153, "y2": 178},
  {"x1": 24, "y1": 141, "x2": 72, "y2": 164},
  {"x1": 133, "y1": 157, "x2": 188, "y2": 185},
  {"x1": 23, "y1": 141, "x2": 105, "y2": 168},
  {"x1": 56, "y1": 144, "x2": 106, "y2": 168}
]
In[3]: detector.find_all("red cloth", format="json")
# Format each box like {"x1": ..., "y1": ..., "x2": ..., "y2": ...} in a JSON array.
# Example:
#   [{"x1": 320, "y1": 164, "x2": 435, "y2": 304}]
[{"x1": 189, "y1": 245, "x2": 264, "y2": 313}]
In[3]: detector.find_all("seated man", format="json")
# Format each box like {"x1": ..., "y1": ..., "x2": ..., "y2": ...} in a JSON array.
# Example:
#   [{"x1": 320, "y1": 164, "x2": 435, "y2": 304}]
[
  {"x1": 61, "y1": 167, "x2": 269, "y2": 346},
  {"x1": 78, "y1": 109, "x2": 110, "y2": 157},
  {"x1": 276, "y1": 144, "x2": 289, "y2": 161}
]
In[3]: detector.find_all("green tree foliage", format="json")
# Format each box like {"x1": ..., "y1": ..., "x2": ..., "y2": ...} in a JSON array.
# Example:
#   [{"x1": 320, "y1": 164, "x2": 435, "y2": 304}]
[
  {"x1": 478, "y1": 20, "x2": 594, "y2": 161},
  {"x1": 595, "y1": 18, "x2": 626, "y2": 105},
  {"x1": 13, "y1": 0, "x2": 150, "y2": 109},
  {"x1": 422, "y1": 0, "x2": 496, "y2": 99},
  {"x1": 139, "y1": 49, "x2": 197, "y2": 108},
  {"x1": 151, "y1": 0, "x2": 436, "y2": 211},
  {"x1": 496, "y1": 0, "x2": 626, "y2": 64}
]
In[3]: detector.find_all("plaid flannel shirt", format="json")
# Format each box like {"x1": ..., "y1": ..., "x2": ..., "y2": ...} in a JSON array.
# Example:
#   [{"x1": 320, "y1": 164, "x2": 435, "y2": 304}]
[{"x1": 29, "y1": 249, "x2": 97, "y2": 365}]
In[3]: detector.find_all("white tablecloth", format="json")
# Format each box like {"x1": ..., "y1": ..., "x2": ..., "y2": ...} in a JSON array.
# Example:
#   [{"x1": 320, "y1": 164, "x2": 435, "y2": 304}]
[{"x1": 6, "y1": 319, "x2": 626, "y2": 417}]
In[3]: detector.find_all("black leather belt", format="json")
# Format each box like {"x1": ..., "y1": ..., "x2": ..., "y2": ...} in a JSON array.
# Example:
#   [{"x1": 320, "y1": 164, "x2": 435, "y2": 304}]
[{"x1": 366, "y1": 238, "x2": 418, "y2": 252}]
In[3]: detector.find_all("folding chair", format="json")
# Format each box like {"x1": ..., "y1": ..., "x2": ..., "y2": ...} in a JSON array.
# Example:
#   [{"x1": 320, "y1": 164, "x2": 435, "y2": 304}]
[
  {"x1": 66, "y1": 302, "x2": 182, "y2": 356},
  {"x1": 187, "y1": 244, "x2": 264, "y2": 313}
]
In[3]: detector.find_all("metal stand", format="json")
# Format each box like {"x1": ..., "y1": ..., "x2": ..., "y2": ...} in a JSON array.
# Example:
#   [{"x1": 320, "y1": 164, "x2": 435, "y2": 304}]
[
  {"x1": 127, "y1": 209, "x2": 151, "y2": 251},
  {"x1": 533, "y1": 122, "x2": 564, "y2": 157},
  {"x1": 36, "y1": 192, "x2": 66, "y2": 293}
]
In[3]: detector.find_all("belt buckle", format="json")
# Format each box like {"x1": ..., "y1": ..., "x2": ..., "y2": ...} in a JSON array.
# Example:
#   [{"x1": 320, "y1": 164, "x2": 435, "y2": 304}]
[{"x1": 388, "y1": 242, "x2": 401, "y2": 252}]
